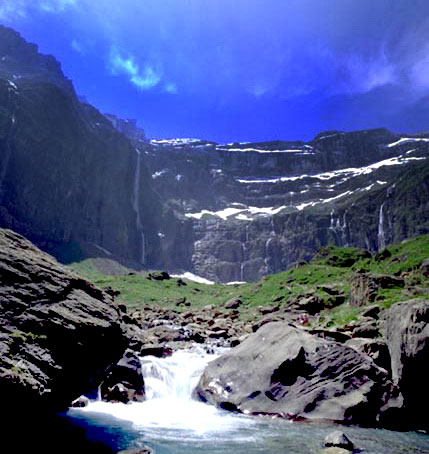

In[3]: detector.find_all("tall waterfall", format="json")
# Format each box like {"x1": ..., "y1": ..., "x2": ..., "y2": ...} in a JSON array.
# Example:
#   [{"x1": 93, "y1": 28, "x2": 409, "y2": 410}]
[
  {"x1": 133, "y1": 148, "x2": 145, "y2": 264},
  {"x1": 264, "y1": 218, "x2": 276, "y2": 272},
  {"x1": 378, "y1": 203, "x2": 386, "y2": 251},
  {"x1": 240, "y1": 224, "x2": 250, "y2": 282}
]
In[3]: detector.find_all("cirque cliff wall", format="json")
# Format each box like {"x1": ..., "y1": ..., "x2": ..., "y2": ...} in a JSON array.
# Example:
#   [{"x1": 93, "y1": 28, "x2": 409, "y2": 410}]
[
  {"x1": 1, "y1": 25, "x2": 428, "y2": 282},
  {"x1": 0, "y1": 25, "x2": 160, "y2": 266},
  {"x1": 143, "y1": 133, "x2": 429, "y2": 282}
]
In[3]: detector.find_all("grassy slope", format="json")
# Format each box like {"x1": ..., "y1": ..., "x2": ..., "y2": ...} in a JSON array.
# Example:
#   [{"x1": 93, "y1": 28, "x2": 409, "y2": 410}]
[{"x1": 69, "y1": 235, "x2": 429, "y2": 326}]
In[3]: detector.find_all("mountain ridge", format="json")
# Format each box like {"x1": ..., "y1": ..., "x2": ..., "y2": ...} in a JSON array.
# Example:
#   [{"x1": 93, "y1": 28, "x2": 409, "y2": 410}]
[{"x1": 0, "y1": 24, "x2": 428, "y2": 282}]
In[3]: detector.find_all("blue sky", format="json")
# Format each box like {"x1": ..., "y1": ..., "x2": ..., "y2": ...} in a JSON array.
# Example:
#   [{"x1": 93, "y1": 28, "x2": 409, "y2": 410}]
[{"x1": 2, "y1": 0, "x2": 429, "y2": 142}]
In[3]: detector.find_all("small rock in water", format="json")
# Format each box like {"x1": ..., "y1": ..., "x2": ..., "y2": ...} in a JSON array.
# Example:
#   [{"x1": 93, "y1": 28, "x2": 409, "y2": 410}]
[
  {"x1": 117, "y1": 446, "x2": 154, "y2": 454},
  {"x1": 70, "y1": 396, "x2": 89, "y2": 408},
  {"x1": 324, "y1": 431, "x2": 355, "y2": 451},
  {"x1": 322, "y1": 448, "x2": 352, "y2": 454}
]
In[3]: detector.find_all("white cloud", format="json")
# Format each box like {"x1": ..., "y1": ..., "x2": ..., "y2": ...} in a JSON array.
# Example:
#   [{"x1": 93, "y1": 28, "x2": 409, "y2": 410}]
[
  {"x1": 165, "y1": 82, "x2": 178, "y2": 94},
  {"x1": 0, "y1": 0, "x2": 29, "y2": 19},
  {"x1": 39, "y1": 0, "x2": 77, "y2": 13},
  {"x1": 410, "y1": 44, "x2": 429, "y2": 92},
  {"x1": 345, "y1": 54, "x2": 397, "y2": 94},
  {"x1": 109, "y1": 47, "x2": 161, "y2": 91},
  {"x1": 0, "y1": 0, "x2": 77, "y2": 19},
  {"x1": 71, "y1": 39, "x2": 85, "y2": 54},
  {"x1": 248, "y1": 83, "x2": 268, "y2": 97}
]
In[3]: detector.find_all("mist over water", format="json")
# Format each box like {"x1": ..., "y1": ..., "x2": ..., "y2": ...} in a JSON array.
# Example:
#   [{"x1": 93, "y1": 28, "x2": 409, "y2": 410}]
[{"x1": 68, "y1": 347, "x2": 429, "y2": 454}]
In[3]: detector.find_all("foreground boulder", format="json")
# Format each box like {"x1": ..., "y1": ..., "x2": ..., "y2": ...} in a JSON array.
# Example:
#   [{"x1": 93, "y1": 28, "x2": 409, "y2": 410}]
[
  {"x1": 0, "y1": 229, "x2": 127, "y2": 411},
  {"x1": 194, "y1": 322, "x2": 390, "y2": 424},
  {"x1": 384, "y1": 299, "x2": 429, "y2": 430}
]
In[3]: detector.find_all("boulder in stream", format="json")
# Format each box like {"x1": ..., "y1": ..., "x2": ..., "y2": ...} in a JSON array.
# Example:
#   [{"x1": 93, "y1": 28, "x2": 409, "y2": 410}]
[{"x1": 194, "y1": 322, "x2": 390, "y2": 424}]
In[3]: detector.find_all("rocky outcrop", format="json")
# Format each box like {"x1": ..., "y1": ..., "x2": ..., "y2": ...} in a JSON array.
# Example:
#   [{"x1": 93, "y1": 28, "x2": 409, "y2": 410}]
[
  {"x1": 194, "y1": 322, "x2": 390, "y2": 424},
  {"x1": 384, "y1": 299, "x2": 429, "y2": 429},
  {"x1": 350, "y1": 273, "x2": 405, "y2": 307},
  {"x1": 0, "y1": 229, "x2": 127, "y2": 411}
]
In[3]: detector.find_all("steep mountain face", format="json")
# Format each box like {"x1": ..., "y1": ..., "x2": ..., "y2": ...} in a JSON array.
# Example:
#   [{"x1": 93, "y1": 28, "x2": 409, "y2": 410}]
[
  {"x1": 0, "y1": 26, "x2": 161, "y2": 266},
  {"x1": 0, "y1": 25, "x2": 428, "y2": 282},
  {"x1": 142, "y1": 134, "x2": 429, "y2": 282}
]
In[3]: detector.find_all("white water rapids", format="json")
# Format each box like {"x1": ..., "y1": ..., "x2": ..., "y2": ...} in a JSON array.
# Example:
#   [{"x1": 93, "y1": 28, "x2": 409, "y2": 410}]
[
  {"x1": 78, "y1": 347, "x2": 257, "y2": 443},
  {"x1": 69, "y1": 347, "x2": 429, "y2": 454}
]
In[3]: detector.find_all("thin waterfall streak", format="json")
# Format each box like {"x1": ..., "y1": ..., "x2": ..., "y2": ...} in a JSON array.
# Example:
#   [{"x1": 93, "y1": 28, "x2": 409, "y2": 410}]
[
  {"x1": 378, "y1": 202, "x2": 386, "y2": 251},
  {"x1": 133, "y1": 149, "x2": 145, "y2": 263}
]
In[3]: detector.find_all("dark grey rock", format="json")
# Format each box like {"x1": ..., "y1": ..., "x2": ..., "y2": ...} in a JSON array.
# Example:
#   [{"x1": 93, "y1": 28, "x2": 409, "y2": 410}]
[
  {"x1": 288, "y1": 294, "x2": 325, "y2": 314},
  {"x1": 350, "y1": 273, "x2": 404, "y2": 307},
  {"x1": 176, "y1": 297, "x2": 190, "y2": 307},
  {"x1": 324, "y1": 431, "x2": 354, "y2": 451},
  {"x1": 225, "y1": 298, "x2": 243, "y2": 310},
  {"x1": 117, "y1": 445, "x2": 154, "y2": 454},
  {"x1": 140, "y1": 345, "x2": 173, "y2": 358},
  {"x1": 322, "y1": 448, "x2": 352, "y2": 454},
  {"x1": 147, "y1": 271, "x2": 170, "y2": 281},
  {"x1": 194, "y1": 322, "x2": 390, "y2": 424},
  {"x1": 421, "y1": 259, "x2": 429, "y2": 277},
  {"x1": 259, "y1": 305, "x2": 281, "y2": 315},
  {"x1": 0, "y1": 229, "x2": 126, "y2": 411},
  {"x1": 101, "y1": 349, "x2": 145, "y2": 403},
  {"x1": 309, "y1": 328, "x2": 352, "y2": 344},
  {"x1": 384, "y1": 299, "x2": 429, "y2": 429},
  {"x1": 71, "y1": 395, "x2": 89, "y2": 408},
  {"x1": 361, "y1": 305, "x2": 381, "y2": 319},
  {"x1": 351, "y1": 319, "x2": 380, "y2": 339},
  {"x1": 345, "y1": 338, "x2": 391, "y2": 372},
  {"x1": 318, "y1": 284, "x2": 342, "y2": 295}
]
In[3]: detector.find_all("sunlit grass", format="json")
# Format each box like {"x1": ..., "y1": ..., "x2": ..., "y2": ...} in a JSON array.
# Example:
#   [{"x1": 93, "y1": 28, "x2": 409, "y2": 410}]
[{"x1": 69, "y1": 234, "x2": 429, "y2": 327}]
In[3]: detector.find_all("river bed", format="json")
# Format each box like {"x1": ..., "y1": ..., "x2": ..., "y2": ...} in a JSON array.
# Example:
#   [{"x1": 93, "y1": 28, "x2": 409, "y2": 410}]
[{"x1": 68, "y1": 347, "x2": 429, "y2": 454}]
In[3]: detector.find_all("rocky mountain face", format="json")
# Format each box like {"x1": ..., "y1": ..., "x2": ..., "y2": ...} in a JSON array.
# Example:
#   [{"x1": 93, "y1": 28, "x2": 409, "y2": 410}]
[
  {"x1": 0, "y1": 25, "x2": 161, "y2": 268},
  {"x1": 142, "y1": 133, "x2": 429, "y2": 282},
  {"x1": 0, "y1": 25, "x2": 428, "y2": 283}
]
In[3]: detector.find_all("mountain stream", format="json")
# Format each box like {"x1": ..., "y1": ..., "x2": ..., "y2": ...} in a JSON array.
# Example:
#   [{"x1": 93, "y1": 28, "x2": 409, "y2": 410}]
[{"x1": 68, "y1": 347, "x2": 429, "y2": 454}]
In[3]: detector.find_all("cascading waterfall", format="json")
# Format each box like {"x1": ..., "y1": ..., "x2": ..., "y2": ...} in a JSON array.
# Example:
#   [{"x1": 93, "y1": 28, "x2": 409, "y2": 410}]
[
  {"x1": 378, "y1": 202, "x2": 386, "y2": 251},
  {"x1": 329, "y1": 210, "x2": 348, "y2": 246},
  {"x1": 133, "y1": 148, "x2": 145, "y2": 264},
  {"x1": 76, "y1": 348, "x2": 256, "y2": 443},
  {"x1": 329, "y1": 210, "x2": 335, "y2": 229},
  {"x1": 341, "y1": 210, "x2": 348, "y2": 245}
]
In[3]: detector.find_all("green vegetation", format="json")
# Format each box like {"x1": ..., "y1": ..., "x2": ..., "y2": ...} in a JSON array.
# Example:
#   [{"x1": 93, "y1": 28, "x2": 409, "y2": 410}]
[
  {"x1": 70, "y1": 234, "x2": 429, "y2": 328},
  {"x1": 10, "y1": 331, "x2": 47, "y2": 343}
]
